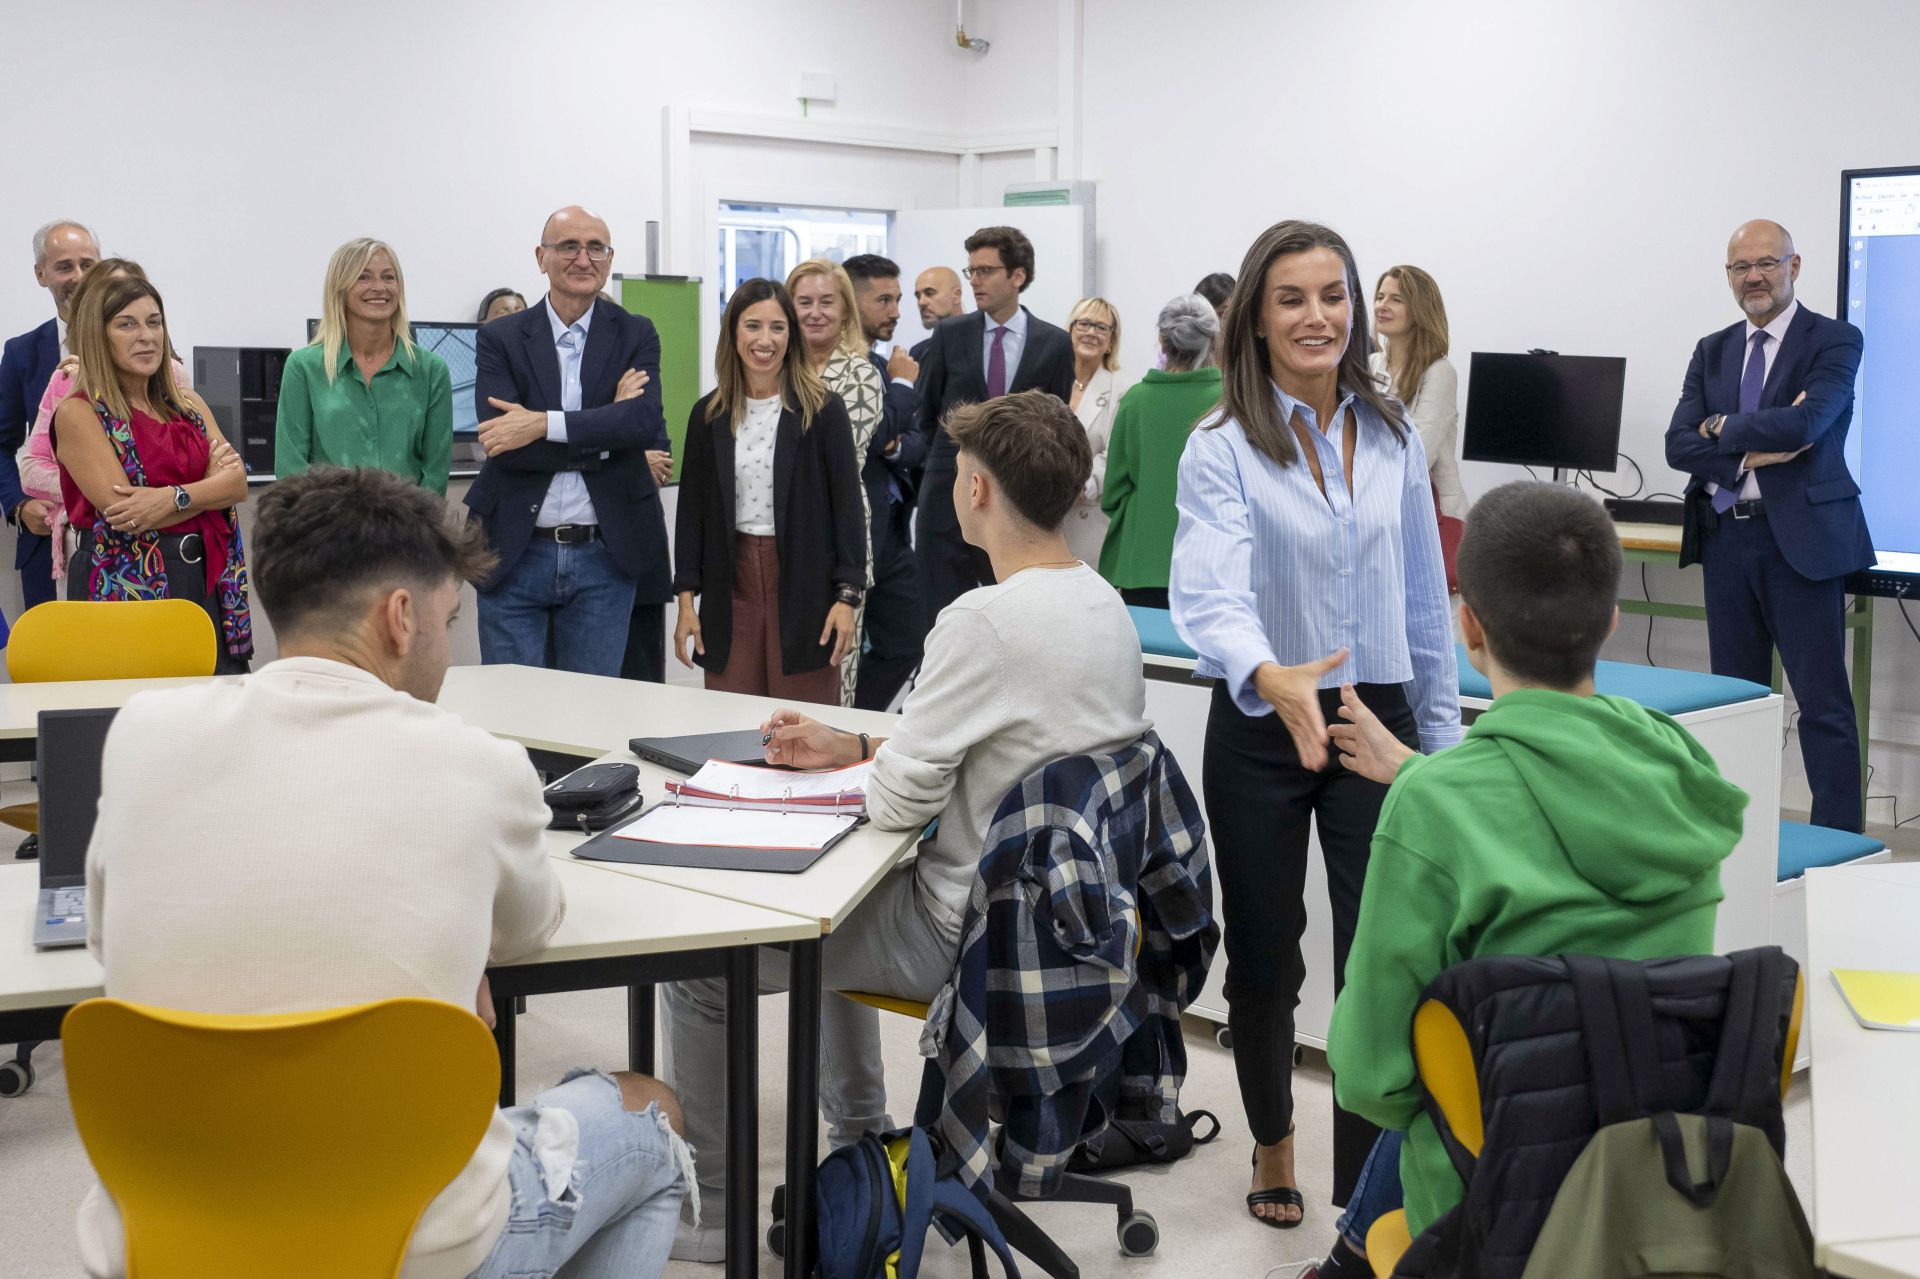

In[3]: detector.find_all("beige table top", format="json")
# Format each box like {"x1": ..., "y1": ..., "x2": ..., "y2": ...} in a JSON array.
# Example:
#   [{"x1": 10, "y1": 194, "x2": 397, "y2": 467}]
[
  {"x1": 1805, "y1": 861, "x2": 1920, "y2": 1271},
  {"x1": 0, "y1": 856, "x2": 813, "y2": 1016}
]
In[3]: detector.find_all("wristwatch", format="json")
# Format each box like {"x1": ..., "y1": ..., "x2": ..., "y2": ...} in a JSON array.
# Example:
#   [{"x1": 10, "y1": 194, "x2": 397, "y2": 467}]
[
  {"x1": 1705, "y1": 414, "x2": 1726, "y2": 438},
  {"x1": 171, "y1": 485, "x2": 191, "y2": 512}
]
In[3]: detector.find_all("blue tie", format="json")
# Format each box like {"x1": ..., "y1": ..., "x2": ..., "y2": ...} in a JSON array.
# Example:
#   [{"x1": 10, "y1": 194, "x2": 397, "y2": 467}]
[{"x1": 1713, "y1": 330, "x2": 1771, "y2": 514}]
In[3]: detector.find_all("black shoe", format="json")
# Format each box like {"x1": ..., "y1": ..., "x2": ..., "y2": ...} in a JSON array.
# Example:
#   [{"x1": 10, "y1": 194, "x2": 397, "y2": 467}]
[{"x1": 14, "y1": 833, "x2": 37, "y2": 861}]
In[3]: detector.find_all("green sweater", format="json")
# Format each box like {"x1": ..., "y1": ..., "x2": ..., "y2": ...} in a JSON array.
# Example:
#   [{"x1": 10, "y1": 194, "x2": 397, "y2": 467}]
[
  {"x1": 1097, "y1": 366, "x2": 1220, "y2": 587},
  {"x1": 1326, "y1": 689, "x2": 1747, "y2": 1235},
  {"x1": 275, "y1": 340, "x2": 452, "y2": 494}
]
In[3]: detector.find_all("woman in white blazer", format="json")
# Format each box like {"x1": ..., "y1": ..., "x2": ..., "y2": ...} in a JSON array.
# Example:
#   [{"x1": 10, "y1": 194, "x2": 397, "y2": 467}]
[
  {"x1": 1370, "y1": 266, "x2": 1468, "y2": 520},
  {"x1": 1064, "y1": 296, "x2": 1124, "y2": 566}
]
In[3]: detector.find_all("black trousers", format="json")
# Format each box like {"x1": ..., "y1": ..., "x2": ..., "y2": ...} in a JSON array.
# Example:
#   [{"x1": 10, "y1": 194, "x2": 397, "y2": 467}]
[
  {"x1": 1700, "y1": 508, "x2": 1862, "y2": 831},
  {"x1": 620, "y1": 602, "x2": 667, "y2": 684},
  {"x1": 855, "y1": 506, "x2": 926, "y2": 710},
  {"x1": 1119, "y1": 586, "x2": 1170, "y2": 610},
  {"x1": 1202, "y1": 678, "x2": 1417, "y2": 1206},
  {"x1": 17, "y1": 531, "x2": 54, "y2": 610}
]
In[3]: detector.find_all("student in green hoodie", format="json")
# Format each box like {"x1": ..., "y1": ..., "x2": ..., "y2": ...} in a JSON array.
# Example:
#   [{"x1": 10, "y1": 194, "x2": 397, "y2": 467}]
[{"x1": 1302, "y1": 481, "x2": 1748, "y2": 1279}]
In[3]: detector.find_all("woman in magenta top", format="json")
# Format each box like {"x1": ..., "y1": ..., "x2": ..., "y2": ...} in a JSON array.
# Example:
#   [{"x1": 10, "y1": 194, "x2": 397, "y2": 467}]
[
  {"x1": 51, "y1": 270, "x2": 251, "y2": 672},
  {"x1": 19, "y1": 258, "x2": 189, "y2": 596}
]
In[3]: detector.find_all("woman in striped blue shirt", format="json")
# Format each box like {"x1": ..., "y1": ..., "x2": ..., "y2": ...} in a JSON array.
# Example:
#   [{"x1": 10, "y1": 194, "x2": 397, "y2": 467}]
[{"x1": 1170, "y1": 221, "x2": 1461, "y2": 1230}]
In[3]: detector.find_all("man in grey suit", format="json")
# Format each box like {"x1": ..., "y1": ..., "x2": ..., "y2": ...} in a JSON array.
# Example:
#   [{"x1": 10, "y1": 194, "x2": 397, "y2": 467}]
[{"x1": 913, "y1": 226, "x2": 1075, "y2": 625}]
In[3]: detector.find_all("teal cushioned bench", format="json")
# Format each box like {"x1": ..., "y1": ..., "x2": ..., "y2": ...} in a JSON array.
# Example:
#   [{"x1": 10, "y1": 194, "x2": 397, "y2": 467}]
[
  {"x1": 1455, "y1": 645, "x2": 1769, "y2": 716},
  {"x1": 1777, "y1": 820, "x2": 1886, "y2": 882},
  {"x1": 1130, "y1": 607, "x2": 1197, "y2": 660}
]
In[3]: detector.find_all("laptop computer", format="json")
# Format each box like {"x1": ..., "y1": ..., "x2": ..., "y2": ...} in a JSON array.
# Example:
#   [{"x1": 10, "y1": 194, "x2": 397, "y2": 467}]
[
  {"x1": 32, "y1": 707, "x2": 117, "y2": 949},
  {"x1": 628, "y1": 730, "x2": 775, "y2": 776}
]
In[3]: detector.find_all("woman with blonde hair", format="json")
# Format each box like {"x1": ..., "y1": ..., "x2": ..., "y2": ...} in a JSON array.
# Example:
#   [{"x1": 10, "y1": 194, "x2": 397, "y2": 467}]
[
  {"x1": 673, "y1": 278, "x2": 864, "y2": 704},
  {"x1": 52, "y1": 272, "x2": 252, "y2": 672},
  {"x1": 274, "y1": 237, "x2": 452, "y2": 492},
  {"x1": 786, "y1": 257, "x2": 882, "y2": 705},
  {"x1": 1371, "y1": 265, "x2": 1467, "y2": 520},
  {"x1": 1064, "y1": 295, "x2": 1123, "y2": 566}
]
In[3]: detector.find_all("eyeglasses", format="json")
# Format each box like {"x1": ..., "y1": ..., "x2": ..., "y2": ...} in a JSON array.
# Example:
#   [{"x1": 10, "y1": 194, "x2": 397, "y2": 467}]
[
  {"x1": 542, "y1": 241, "x2": 615, "y2": 262},
  {"x1": 1071, "y1": 319, "x2": 1113, "y2": 336},
  {"x1": 962, "y1": 265, "x2": 1004, "y2": 282},
  {"x1": 1725, "y1": 256, "x2": 1789, "y2": 277}
]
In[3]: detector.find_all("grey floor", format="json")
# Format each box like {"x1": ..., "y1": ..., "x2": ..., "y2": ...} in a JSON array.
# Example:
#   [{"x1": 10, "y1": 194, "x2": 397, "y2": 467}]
[{"x1": 6, "y1": 831, "x2": 1908, "y2": 1277}]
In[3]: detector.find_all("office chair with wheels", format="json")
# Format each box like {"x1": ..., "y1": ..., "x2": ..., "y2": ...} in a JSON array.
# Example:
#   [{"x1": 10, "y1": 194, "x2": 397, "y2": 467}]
[
  {"x1": 63, "y1": 996, "x2": 499, "y2": 1279},
  {"x1": 0, "y1": 600, "x2": 218, "y2": 1097}
]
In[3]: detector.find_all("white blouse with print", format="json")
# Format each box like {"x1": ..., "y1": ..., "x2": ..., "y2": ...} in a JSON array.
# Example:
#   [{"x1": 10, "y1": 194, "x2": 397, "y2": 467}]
[{"x1": 734, "y1": 394, "x2": 780, "y2": 535}]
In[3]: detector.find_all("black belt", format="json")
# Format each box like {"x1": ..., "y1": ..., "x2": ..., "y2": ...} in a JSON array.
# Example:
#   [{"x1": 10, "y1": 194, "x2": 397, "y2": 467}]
[
  {"x1": 158, "y1": 530, "x2": 206, "y2": 564},
  {"x1": 534, "y1": 523, "x2": 600, "y2": 544},
  {"x1": 1725, "y1": 499, "x2": 1766, "y2": 520}
]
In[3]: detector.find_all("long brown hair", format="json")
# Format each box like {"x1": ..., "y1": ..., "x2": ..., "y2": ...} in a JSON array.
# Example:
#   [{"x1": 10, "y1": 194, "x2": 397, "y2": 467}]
[
  {"x1": 1374, "y1": 265, "x2": 1450, "y2": 406},
  {"x1": 705, "y1": 279, "x2": 829, "y2": 432},
  {"x1": 70, "y1": 272, "x2": 190, "y2": 425},
  {"x1": 1211, "y1": 220, "x2": 1404, "y2": 467}
]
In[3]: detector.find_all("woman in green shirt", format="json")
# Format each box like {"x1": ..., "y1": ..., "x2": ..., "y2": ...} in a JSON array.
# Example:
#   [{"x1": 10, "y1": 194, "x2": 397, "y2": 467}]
[
  {"x1": 1098, "y1": 293, "x2": 1222, "y2": 607},
  {"x1": 275, "y1": 238, "x2": 452, "y2": 493}
]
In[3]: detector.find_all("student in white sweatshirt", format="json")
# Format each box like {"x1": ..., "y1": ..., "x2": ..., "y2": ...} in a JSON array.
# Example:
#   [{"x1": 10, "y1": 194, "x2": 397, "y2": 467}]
[
  {"x1": 78, "y1": 466, "x2": 690, "y2": 1279},
  {"x1": 660, "y1": 389, "x2": 1151, "y2": 1260}
]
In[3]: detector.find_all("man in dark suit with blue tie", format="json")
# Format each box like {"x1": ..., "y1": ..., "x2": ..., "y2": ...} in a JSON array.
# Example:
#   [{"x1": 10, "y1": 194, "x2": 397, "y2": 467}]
[
  {"x1": 0, "y1": 220, "x2": 100, "y2": 611},
  {"x1": 467, "y1": 206, "x2": 672, "y2": 677},
  {"x1": 914, "y1": 227, "x2": 1075, "y2": 627},
  {"x1": 1666, "y1": 220, "x2": 1874, "y2": 831}
]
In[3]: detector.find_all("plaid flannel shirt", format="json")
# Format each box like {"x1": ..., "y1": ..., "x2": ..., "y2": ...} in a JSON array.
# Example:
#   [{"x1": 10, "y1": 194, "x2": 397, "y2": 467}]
[{"x1": 920, "y1": 731, "x2": 1219, "y2": 1196}]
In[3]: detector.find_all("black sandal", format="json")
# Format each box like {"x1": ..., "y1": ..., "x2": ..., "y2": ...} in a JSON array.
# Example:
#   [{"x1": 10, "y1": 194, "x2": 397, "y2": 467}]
[{"x1": 1247, "y1": 1133, "x2": 1305, "y2": 1229}]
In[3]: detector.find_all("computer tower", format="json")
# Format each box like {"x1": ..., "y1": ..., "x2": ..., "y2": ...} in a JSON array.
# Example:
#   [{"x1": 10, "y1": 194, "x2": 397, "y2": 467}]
[{"x1": 191, "y1": 346, "x2": 290, "y2": 480}]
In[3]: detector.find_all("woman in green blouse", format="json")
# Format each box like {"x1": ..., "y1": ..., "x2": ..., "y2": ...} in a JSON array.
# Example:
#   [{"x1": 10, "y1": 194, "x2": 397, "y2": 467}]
[
  {"x1": 275, "y1": 238, "x2": 452, "y2": 493},
  {"x1": 1099, "y1": 292, "x2": 1222, "y2": 607}
]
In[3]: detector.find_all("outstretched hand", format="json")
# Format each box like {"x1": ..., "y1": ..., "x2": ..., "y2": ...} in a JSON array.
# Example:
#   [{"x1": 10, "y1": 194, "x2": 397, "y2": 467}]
[
  {"x1": 1328, "y1": 683, "x2": 1418, "y2": 783},
  {"x1": 1251, "y1": 649, "x2": 1349, "y2": 771}
]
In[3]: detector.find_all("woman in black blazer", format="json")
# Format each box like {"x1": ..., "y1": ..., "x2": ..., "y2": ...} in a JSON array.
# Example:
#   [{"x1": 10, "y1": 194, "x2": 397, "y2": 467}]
[{"x1": 673, "y1": 278, "x2": 865, "y2": 703}]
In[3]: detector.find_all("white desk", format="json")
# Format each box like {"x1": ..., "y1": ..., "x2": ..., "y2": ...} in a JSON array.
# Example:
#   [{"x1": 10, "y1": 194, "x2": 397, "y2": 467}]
[{"x1": 1805, "y1": 861, "x2": 1920, "y2": 1278}]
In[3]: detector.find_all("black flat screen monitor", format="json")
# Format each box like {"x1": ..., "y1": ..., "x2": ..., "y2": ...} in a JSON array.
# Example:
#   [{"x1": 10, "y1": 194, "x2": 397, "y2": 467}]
[
  {"x1": 1461, "y1": 352, "x2": 1626, "y2": 471},
  {"x1": 1838, "y1": 164, "x2": 1920, "y2": 589},
  {"x1": 304, "y1": 319, "x2": 479, "y2": 435}
]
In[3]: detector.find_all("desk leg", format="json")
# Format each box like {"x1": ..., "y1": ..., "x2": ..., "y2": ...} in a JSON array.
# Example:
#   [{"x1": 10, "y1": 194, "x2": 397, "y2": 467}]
[
  {"x1": 492, "y1": 990, "x2": 517, "y2": 1108},
  {"x1": 784, "y1": 939, "x2": 823, "y2": 1279},
  {"x1": 725, "y1": 947, "x2": 759, "y2": 1279},
  {"x1": 1853, "y1": 596, "x2": 1874, "y2": 813},
  {"x1": 628, "y1": 985, "x2": 655, "y2": 1075}
]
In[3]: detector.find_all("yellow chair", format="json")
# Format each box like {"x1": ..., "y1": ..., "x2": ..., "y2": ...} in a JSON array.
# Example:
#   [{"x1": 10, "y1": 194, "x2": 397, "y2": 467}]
[
  {"x1": 0, "y1": 600, "x2": 217, "y2": 836},
  {"x1": 63, "y1": 997, "x2": 499, "y2": 1279},
  {"x1": 1361, "y1": 970, "x2": 1806, "y2": 1279}
]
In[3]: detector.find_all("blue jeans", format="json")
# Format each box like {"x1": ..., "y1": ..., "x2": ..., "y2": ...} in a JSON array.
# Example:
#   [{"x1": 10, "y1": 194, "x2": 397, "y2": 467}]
[
  {"x1": 467, "y1": 1069, "x2": 692, "y2": 1279},
  {"x1": 1336, "y1": 1129, "x2": 1405, "y2": 1254},
  {"x1": 478, "y1": 538, "x2": 637, "y2": 676}
]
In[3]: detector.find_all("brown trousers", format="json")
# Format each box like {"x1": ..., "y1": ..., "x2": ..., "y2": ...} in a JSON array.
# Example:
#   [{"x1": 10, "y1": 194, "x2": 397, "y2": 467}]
[{"x1": 704, "y1": 534, "x2": 839, "y2": 705}]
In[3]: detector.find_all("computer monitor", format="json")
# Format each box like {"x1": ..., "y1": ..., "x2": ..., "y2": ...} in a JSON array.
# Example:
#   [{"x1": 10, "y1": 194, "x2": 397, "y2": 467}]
[
  {"x1": 1838, "y1": 165, "x2": 1920, "y2": 594},
  {"x1": 1460, "y1": 352, "x2": 1626, "y2": 472},
  {"x1": 303, "y1": 319, "x2": 479, "y2": 434}
]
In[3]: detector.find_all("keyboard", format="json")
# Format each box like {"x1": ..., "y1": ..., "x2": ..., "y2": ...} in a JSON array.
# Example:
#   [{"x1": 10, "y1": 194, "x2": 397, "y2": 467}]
[{"x1": 45, "y1": 887, "x2": 86, "y2": 920}]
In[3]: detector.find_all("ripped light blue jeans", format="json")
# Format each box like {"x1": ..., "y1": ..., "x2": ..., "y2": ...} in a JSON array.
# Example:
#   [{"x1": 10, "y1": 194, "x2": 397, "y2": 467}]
[{"x1": 466, "y1": 1068, "x2": 694, "y2": 1279}]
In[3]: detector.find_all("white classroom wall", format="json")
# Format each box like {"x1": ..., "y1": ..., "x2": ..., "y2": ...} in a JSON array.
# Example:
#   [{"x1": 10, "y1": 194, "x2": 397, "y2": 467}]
[{"x1": 6, "y1": 0, "x2": 1920, "y2": 809}]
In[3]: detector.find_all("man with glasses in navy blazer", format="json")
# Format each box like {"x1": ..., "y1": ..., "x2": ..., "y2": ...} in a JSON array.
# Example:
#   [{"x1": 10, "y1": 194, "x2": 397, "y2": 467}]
[
  {"x1": 467, "y1": 206, "x2": 672, "y2": 678},
  {"x1": 0, "y1": 220, "x2": 100, "y2": 612},
  {"x1": 914, "y1": 226, "x2": 1075, "y2": 627},
  {"x1": 1666, "y1": 219, "x2": 1874, "y2": 832}
]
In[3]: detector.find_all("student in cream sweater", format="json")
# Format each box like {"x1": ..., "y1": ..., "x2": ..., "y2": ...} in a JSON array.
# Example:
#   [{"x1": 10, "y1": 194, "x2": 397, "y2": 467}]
[
  {"x1": 78, "y1": 467, "x2": 690, "y2": 1279},
  {"x1": 660, "y1": 390, "x2": 1151, "y2": 1260}
]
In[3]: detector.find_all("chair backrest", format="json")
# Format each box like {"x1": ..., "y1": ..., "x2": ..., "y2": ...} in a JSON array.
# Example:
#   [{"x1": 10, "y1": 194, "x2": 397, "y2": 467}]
[
  {"x1": 7, "y1": 600, "x2": 216, "y2": 683},
  {"x1": 64, "y1": 997, "x2": 499, "y2": 1279}
]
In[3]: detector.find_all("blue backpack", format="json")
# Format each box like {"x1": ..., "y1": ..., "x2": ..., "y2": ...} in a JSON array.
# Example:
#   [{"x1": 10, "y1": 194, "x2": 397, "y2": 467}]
[{"x1": 815, "y1": 1125, "x2": 1021, "y2": 1279}]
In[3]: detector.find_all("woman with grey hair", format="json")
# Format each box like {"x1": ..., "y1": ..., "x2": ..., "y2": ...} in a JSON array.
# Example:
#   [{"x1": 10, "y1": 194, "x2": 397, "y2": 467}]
[{"x1": 1097, "y1": 293, "x2": 1222, "y2": 606}]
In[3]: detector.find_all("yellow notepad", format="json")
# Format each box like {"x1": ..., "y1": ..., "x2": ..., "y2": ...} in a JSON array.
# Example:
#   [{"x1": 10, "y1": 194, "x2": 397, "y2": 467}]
[{"x1": 1830, "y1": 970, "x2": 1920, "y2": 1032}]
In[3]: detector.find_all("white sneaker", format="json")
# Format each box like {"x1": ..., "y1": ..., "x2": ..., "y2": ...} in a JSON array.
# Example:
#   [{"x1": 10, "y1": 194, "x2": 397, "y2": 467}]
[{"x1": 670, "y1": 1219, "x2": 727, "y2": 1264}]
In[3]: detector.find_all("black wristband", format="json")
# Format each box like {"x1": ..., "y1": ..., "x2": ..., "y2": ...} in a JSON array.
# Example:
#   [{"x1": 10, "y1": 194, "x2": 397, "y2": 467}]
[
  {"x1": 835, "y1": 585, "x2": 863, "y2": 606},
  {"x1": 859, "y1": 732, "x2": 870, "y2": 760}
]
